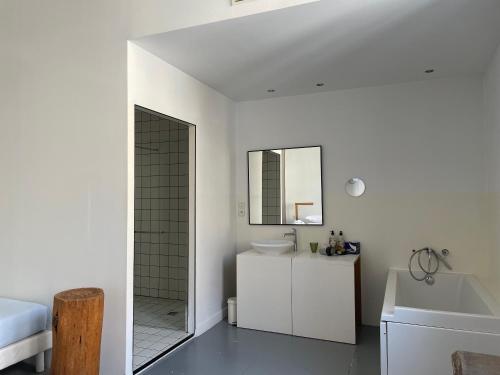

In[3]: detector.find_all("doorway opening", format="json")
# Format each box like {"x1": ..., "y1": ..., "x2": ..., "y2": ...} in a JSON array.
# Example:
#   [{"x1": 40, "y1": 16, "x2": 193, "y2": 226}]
[{"x1": 133, "y1": 106, "x2": 195, "y2": 372}]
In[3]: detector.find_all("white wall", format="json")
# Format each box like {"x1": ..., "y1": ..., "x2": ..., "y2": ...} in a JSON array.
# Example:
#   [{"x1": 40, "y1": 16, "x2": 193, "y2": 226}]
[
  {"x1": 128, "y1": 42, "x2": 236, "y2": 339},
  {"x1": 484, "y1": 45, "x2": 500, "y2": 302},
  {"x1": 235, "y1": 76, "x2": 489, "y2": 326},
  {"x1": 129, "y1": 0, "x2": 319, "y2": 39},
  {"x1": 0, "y1": 1, "x2": 129, "y2": 373},
  {"x1": 0, "y1": 1, "x2": 332, "y2": 373}
]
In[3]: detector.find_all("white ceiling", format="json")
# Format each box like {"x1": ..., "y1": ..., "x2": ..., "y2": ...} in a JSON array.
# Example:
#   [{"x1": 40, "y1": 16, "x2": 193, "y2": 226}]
[{"x1": 135, "y1": 0, "x2": 500, "y2": 101}]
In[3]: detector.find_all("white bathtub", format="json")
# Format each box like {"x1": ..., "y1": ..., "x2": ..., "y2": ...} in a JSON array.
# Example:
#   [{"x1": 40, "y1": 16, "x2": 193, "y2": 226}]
[{"x1": 380, "y1": 268, "x2": 500, "y2": 375}]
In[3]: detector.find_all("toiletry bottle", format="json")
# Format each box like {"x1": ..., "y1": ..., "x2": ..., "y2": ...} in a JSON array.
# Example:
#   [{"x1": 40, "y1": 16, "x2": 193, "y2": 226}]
[
  {"x1": 329, "y1": 230, "x2": 336, "y2": 255},
  {"x1": 329, "y1": 230, "x2": 335, "y2": 247},
  {"x1": 337, "y1": 231, "x2": 346, "y2": 255}
]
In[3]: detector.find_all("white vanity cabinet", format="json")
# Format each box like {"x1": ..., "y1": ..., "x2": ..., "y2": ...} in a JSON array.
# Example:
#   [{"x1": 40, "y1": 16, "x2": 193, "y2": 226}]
[
  {"x1": 236, "y1": 250, "x2": 293, "y2": 334},
  {"x1": 292, "y1": 253, "x2": 360, "y2": 344},
  {"x1": 236, "y1": 250, "x2": 361, "y2": 344}
]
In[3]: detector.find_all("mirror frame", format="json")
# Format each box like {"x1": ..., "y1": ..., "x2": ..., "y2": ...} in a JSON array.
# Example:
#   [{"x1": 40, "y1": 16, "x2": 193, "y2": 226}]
[{"x1": 247, "y1": 145, "x2": 324, "y2": 226}]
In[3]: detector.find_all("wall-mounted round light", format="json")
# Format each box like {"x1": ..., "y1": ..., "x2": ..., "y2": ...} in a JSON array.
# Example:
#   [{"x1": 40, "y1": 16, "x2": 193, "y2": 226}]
[{"x1": 345, "y1": 178, "x2": 366, "y2": 197}]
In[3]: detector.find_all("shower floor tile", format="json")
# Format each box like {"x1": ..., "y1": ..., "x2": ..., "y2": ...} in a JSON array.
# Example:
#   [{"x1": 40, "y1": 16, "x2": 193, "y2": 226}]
[{"x1": 133, "y1": 296, "x2": 189, "y2": 371}]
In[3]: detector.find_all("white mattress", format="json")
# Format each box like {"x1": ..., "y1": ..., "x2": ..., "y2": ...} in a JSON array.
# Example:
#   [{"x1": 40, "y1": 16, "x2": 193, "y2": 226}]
[{"x1": 0, "y1": 298, "x2": 49, "y2": 348}]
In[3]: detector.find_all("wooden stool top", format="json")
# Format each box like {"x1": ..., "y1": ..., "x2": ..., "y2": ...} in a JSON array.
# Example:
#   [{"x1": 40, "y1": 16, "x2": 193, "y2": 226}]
[
  {"x1": 54, "y1": 288, "x2": 104, "y2": 302},
  {"x1": 453, "y1": 351, "x2": 500, "y2": 375}
]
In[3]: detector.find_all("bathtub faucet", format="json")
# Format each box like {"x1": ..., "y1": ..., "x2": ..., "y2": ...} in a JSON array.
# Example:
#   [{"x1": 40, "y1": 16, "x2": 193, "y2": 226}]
[{"x1": 409, "y1": 247, "x2": 452, "y2": 285}]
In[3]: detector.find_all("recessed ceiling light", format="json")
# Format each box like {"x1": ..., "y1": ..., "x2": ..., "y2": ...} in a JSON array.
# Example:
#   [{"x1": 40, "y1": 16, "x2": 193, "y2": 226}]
[
  {"x1": 425, "y1": 69, "x2": 435, "y2": 74},
  {"x1": 316, "y1": 83, "x2": 325, "y2": 87},
  {"x1": 267, "y1": 89, "x2": 276, "y2": 93}
]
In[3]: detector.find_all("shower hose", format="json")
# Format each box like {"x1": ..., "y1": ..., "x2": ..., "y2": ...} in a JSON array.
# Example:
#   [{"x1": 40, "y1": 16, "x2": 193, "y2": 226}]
[{"x1": 408, "y1": 247, "x2": 452, "y2": 284}]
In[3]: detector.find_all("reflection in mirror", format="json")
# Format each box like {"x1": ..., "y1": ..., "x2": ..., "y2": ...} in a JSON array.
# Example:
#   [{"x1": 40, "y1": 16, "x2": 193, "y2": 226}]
[
  {"x1": 345, "y1": 178, "x2": 366, "y2": 197},
  {"x1": 248, "y1": 146, "x2": 323, "y2": 225}
]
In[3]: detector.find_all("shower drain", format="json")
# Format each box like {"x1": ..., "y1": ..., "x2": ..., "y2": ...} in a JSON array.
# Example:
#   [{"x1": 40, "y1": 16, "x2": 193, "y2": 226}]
[{"x1": 167, "y1": 311, "x2": 179, "y2": 316}]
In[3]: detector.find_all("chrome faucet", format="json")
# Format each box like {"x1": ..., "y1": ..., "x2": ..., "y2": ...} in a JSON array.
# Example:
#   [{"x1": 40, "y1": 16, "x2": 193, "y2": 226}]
[
  {"x1": 409, "y1": 247, "x2": 452, "y2": 285},
  {"x1": 283, "y1": 228, "x2": 297, "y2": 252}
]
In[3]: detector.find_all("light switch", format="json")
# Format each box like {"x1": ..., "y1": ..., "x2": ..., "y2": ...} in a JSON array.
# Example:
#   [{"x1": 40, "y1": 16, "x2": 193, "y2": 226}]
[{"x1": 238, "y1": 202, "x2": 246, "y2": 217}]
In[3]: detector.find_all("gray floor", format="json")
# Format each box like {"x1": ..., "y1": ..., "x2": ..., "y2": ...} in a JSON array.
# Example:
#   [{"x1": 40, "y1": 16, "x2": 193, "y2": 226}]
[
  {"x1": 0, "y1": 322, "x2": 380, "y2": 375},
  {"x1": 0, "y1": 364, "x2": 37, "y2": 375},
  {"x1": 144, "y1": 322, "x2": 380, "y2": 375}
]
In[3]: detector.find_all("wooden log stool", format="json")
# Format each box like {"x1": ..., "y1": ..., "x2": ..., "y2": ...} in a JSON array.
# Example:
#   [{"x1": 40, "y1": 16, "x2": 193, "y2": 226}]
[
  {"x1": 453, "y1": 351, "x2": 500, "y2": 375},
  {"x1": 51, "y1": 288, "x2": 104, "y2": 375}
]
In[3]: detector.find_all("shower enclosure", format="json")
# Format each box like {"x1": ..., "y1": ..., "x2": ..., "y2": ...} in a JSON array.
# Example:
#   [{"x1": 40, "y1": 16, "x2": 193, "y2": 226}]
[{"x1": 132, "y1": 106, "x2": 194, "y2": 372}]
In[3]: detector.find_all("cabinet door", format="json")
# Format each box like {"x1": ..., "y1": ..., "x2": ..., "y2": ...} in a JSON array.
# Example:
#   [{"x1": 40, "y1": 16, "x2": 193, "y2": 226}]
[
  {"x1": 292, "y1": 259, "x2": 356, "y2": 343},
  {"x1": 237, "y1": 254, "x2": 292, "y2": 334}
]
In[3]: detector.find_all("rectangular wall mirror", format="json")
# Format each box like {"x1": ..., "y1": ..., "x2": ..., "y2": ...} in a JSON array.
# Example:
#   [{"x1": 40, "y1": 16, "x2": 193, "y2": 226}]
[{"x1": 248, "y1": 146, "x2": 323, "y2": 225}]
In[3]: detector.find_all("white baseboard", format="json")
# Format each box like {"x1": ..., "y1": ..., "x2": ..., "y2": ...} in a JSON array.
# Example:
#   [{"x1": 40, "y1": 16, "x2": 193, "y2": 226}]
[{"x1": 196, "y1": 307, "x2": 228, "y2": 337}]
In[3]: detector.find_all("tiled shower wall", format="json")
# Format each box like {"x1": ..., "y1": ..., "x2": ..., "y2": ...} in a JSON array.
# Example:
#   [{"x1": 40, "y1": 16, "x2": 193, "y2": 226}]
[
  {"x1": 134, "y1": 108, "x2": 189, "y2": 301},
  {"x1": 262, "y1": 151, "x2": 281, "y2": 224}
]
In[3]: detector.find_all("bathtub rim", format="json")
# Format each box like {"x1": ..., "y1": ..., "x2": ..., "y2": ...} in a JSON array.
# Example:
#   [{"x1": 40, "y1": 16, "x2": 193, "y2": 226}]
[{"x1": 381, "y1": 268, "x2": 500, "y2": 334}]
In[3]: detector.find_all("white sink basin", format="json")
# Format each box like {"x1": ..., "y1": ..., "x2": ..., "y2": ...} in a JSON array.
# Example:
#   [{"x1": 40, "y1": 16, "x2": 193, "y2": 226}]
[{"x1": 251, "y1": 240, "x2": 294, "y2": 255}]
